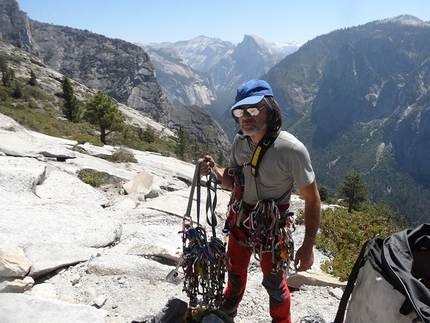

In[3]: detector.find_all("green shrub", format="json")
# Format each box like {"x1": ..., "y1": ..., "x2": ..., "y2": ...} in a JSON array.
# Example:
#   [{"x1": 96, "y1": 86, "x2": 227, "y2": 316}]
[
  {"x1": 315, "y1": 206, "x2": 402, "y2": 281},
  {"x1": 77, "y1": 169, "x2": 103, "y2": 187},
  {"x1": 0, "y1": 87, "x2": 10, "y2": 101},
  {"x1": 72, "y1": 133, "x2": 102, "y2": 146},
  {"x1": 107, "y1": 146, "x2": 137, "y2": 163}
]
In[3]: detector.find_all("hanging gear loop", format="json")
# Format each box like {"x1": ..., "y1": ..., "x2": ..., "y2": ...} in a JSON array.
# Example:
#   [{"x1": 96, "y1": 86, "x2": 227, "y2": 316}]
[{"x1": 168, "y1": 159, "x2": 227, "y2": 311}]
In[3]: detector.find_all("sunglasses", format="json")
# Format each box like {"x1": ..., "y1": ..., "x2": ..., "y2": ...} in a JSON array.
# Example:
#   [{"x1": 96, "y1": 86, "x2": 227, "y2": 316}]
[{"x1": 232, "y1": 106, "x2": 266, "y2": 118}]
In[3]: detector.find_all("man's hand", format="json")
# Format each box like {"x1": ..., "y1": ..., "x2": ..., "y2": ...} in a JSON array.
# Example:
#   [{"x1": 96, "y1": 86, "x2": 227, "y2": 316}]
[
  {"x1": 294, "y1": 242, "x2": 314, "y2": 271},
  {"x1": 200, "y1": 155, "x2": 215, "y2": 176}
]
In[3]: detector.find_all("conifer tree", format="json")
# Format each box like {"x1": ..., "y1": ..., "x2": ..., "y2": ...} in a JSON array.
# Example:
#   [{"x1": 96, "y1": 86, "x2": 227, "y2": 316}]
[
  {"x1": 0, "y1": 55, "x2": 8, "y2": 86},
  {"x1": 61, "y1": 77, "x2": 82, "y2": 122},
  {"x1": 139, "y1": 124, "x2": 156, "y2": 143},
  {"x1": 318, "y1": 185, "x2": 331, "y2": 202},
  {"x1": 216, "y1": 150, "x2": 228, "y2": 167},
  {"x1": 0, "y1": 55, "x2": 14, "y2": 87},
  {"x1": 175, "y1": 126, "x2": 190, "y2": 160},
  {"x1": 84, "y1": 91, "x2": 126, "y2": 144},
  {"x1": 12, "y1": 81, "x2": 22, "y2": 99},
  {"x1": 336, "y1": 172, "x2": 369, "y2": 212}
]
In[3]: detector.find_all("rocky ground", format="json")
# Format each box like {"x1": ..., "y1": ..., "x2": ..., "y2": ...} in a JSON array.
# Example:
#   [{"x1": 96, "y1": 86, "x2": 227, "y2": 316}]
[
  {"x1": 34, "y1": 224, "x2": 343, "y2": 323},
  {"x1": 0, "y1": 113, "x2": 344, "y2": 323}
]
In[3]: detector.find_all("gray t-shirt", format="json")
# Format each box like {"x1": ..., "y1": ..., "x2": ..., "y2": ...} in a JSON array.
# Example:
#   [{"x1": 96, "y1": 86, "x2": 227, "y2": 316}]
[{"x1": 228, "y1": 131, "x2": 315, "y2": 205}]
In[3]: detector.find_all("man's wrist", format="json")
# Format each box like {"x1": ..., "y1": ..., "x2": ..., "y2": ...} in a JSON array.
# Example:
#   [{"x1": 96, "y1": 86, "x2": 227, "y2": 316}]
[{"x1": 303, "y1": 234, "x2": 316, "y2": 245}]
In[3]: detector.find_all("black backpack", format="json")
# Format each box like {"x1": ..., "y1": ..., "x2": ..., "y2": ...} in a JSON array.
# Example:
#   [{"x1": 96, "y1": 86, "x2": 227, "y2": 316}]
[{"x1": 334, "y1": 223, "x2": 430, "y2": 323}]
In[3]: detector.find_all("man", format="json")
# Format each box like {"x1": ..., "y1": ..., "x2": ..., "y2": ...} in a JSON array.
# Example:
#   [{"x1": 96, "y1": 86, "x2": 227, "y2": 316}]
[{"x1": 200, "y1": 79, "x2": 321, "y2": 323}]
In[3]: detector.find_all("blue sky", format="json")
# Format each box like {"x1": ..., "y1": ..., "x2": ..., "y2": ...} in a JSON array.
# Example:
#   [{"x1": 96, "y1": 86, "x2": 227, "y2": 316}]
[{"x1": 17, "y1": 0, "x2": 430, "y2": 45}]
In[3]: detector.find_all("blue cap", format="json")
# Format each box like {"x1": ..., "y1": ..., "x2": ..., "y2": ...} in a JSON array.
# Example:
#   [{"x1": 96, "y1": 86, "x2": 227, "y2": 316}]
[{"x1": 231, "y1": 79, "x2": 273, "y2": 111}]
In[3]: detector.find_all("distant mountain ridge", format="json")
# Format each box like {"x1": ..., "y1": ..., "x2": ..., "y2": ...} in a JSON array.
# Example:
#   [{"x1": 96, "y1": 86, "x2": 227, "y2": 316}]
[{"x1": 144, "y1": 35, "x2": 300, "y2": 107}]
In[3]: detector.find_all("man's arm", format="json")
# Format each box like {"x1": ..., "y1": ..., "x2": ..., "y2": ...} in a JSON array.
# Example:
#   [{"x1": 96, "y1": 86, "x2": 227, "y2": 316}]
[
  {"x1": 294, "y1": 180, "x2": 321, "y2": 271},
  {"x1": 200, "y1": 155, "x2": 233, "y2": 190}
]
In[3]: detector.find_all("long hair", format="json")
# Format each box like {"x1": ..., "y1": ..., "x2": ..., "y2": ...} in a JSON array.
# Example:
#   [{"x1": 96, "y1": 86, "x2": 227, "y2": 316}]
[{"x1": 263, "y1": 96, "x2": 282, "y2": 137}]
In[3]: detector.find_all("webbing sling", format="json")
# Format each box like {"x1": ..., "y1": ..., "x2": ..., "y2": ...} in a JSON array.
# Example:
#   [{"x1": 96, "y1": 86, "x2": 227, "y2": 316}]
[
  {"x1": 250, "y1": 133, "x2": 277, "y2": 177},
  {"x1": 183, "y1": 159, "x2": 219, "y2": 236},
  {"x1": 183, "y1": 159, "x2": 201, "y2": 228},
  {"x1": 204, "y1": 165, "x2": 219, "y2": 237}
]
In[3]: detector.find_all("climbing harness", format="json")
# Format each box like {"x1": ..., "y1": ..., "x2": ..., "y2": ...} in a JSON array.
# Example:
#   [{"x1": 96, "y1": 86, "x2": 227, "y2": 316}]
[{"x1": 167, "y1": 159, "x2": 226, "y2": 315}]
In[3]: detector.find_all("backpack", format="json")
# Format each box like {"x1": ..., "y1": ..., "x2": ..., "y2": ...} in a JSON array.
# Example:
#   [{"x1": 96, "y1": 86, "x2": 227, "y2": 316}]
[{"x1": 334, "y1": 223, "x2": 430, "y2": 323}]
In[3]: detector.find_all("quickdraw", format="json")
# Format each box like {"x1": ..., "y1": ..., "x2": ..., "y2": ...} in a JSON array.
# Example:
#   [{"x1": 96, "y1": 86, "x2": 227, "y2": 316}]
[{"x1": 167, "y1": 159, "x2": 226, "y2": 312}]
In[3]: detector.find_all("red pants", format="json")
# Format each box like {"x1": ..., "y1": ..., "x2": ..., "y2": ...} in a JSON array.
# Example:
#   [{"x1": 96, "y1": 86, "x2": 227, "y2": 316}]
[{"x1": 223, "y1": 228, "x2": 292, "y2": 323}]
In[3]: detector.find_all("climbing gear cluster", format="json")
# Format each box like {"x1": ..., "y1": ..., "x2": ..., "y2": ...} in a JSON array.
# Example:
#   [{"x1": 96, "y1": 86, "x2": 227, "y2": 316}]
[
  {"x1": 167, "y1": 159, "x2": 227, "y2": 316},
  {"x1": 224, "y1": 167, "x2": 296, "y2": 275},
  {"x1": 181, "y1": 224, "x2": 226, "y2": 309},
  {"x1": 245, "y1": 200, "x2": 295, "y2": 273}
]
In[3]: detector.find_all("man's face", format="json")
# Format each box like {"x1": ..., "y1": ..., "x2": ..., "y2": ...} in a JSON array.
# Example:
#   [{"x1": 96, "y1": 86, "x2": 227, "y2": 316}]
[{"x1": 235, "y1": 104, "x2": 268, "y2": 137}]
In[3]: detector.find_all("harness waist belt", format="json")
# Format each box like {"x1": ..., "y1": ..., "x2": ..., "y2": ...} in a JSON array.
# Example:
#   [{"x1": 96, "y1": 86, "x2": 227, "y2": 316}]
[{"x1": 242, "y1": 201, "x2": 290, "y2": 212}]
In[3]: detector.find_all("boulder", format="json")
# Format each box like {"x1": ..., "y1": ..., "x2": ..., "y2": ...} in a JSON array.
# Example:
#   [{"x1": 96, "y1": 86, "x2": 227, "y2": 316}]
[
  {"x1": 0, "y1": 276, "x2": 34, "y2": 293},
  {"x1": 287, "y1": 270, "x2": 347, "y2": 289},
  {"x1": 123, "y1": 171, "x2": 153, "y2": 195},
  {"x1": 0, "y1": 244, "x2": 32, "y2": 277},
  {"x1": 0, "y1": 294, "x2": 107, "y2": 323}
]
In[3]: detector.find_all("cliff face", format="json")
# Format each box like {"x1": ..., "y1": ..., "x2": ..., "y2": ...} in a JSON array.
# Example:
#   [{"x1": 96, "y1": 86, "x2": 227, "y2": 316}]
[
  {"x1": 28, "y1": 22, "x2": 173, "y2": 125},
  {"x1": 0, "y1": 0, "x2": 34, "y2": 51},
  {"x1": 143, "y1": 46, "x2": 216, "y2": 107},
  {"x1": 309, "y1": 17, "x2": 430, "y2": 187},
  {"x1": 311, "y1": 24, "x2": 429, "y2": 140},
  {"x1": 389, "y1": 83, "x2": 430, "y2": 186},
  {"x1": 256, "y1": 15, "x2": 430, "y2": 224}
]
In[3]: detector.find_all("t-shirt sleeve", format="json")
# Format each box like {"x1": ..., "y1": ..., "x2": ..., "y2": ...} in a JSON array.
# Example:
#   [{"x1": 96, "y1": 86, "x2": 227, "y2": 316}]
[{"x1": 289, "y1": 141, "x2": 315, "y2": 188}]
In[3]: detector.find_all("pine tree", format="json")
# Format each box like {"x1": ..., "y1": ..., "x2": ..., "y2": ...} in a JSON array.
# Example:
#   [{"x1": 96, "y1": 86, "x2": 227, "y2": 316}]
[
  {"x1": 175, "y1": 126, "x2": 190, "y2": 160},
  {"x1": 61, "y1": 77, "x2": 82, "y2": 122},
  {"x1": 216, "y1": 150, "x2": 228, "y2": 167},
  {"x1": 336, "y1": 172, "x2": 369, "y2": 212},
  {"x1": 318, "y1": 185, "x2": 331, "y2": 202},
  {"x1": 139, "y1": 124, "x2": 156, "y2": 143},
  {"x1": 0, "y1": 55, "x2": 9, "y2": 86},
  {"x1": 84, "y1": 91, "x2": 126, "y2": 144},
  {"x1": 0, "y1": 55, "x2": 14, "y2": 87},
  {"x1": 12, "y1": 81, "x2": 22, "y2": 99}
]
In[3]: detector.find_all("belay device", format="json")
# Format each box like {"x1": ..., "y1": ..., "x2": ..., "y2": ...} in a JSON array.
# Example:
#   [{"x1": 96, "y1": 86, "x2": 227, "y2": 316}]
[{"x1": 167, "y1": 159, "x2": 227, "y2": 318}]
